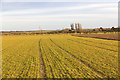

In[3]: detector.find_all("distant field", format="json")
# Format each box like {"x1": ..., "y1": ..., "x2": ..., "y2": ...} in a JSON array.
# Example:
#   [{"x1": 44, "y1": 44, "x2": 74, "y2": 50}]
[
  {"x1": 72, "y1": 33, "x2": 119, "y2": 41},
  {"x1": 2, "y1": 34, "x2": 118, "y2": 78},
  {"x1": 1, "y1": 30, "x2": 53, "y2": 35}
]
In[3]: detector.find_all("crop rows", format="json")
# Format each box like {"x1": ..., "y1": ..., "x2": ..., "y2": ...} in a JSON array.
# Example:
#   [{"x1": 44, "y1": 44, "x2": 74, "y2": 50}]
[
  {"x1": 2, "y1": 34, "x2": 118, "y2": 78},
  {"x1": 40, "y1": 37, "x2": 101, "y2": 78},
  {"x1": 48, "y1": 34, "x2": 118, "y2": 78},
  {"x1": 2, "y1": 35, "x2": 42, "y2": 78}
]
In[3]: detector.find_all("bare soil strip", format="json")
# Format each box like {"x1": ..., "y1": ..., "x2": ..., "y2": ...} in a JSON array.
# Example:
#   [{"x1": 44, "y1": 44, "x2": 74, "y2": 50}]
[
  {"x1": 38, "y1": 40, "x2": 46, "y2": 78},
  {"x1": 72, "y1": 33, "x2": 119, "y2": 41},
  {"x1": 68, "y1": 39, "x2": 118, "y2": 52},
  {"x1": 49, "y1": 38, "x2": 106, "y2": 78}
]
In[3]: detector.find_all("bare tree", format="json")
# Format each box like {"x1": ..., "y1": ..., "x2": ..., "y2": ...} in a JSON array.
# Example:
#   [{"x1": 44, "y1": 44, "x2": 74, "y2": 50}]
[
  {"x1": 78, "y1": 23, "x2": 82, "y2": 33},
  {"x1": 71, "y1": 24, "x2": 74, "y2": 30},
  {"x1": 75, "y1": 23, "x2": 78, "y2": 32}
]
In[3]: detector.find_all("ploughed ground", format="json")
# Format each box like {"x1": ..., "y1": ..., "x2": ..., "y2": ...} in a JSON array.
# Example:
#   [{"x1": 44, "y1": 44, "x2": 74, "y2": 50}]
[{"x1": 72, "y1": 33, "x2": 119, "y2": 41}]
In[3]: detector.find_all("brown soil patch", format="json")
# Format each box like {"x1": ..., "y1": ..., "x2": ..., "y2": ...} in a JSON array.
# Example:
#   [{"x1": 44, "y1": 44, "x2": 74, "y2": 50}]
[{"x1": 72, "y1": 33, "x2": 119, "y2": 41}]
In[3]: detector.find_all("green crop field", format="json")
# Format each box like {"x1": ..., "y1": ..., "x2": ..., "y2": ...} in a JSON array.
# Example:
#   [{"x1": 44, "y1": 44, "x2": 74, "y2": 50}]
[{"x1": 1, "y1": 34, "x2": 118, "y2": 78}]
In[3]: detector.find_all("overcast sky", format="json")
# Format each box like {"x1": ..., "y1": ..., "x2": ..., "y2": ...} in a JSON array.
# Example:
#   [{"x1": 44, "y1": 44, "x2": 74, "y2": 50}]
[{"x1": 1, "y1": 0, "x2": 119, "y2": 31}]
